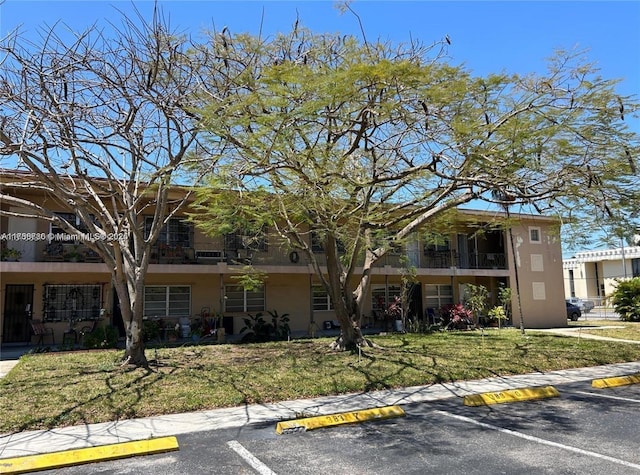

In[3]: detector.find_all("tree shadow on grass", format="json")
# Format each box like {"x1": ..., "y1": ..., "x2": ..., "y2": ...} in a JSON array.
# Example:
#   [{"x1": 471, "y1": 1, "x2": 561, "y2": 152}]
[{"x1": 8, "y1": 361, "x2": 176, "y2": 433}]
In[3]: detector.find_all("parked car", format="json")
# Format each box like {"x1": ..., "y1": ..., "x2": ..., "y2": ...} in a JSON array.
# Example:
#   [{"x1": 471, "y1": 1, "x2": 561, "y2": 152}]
[
  {"x1": 566, "y1": 297, "x2": 594, "y2": 313},
  {"x1": 566, "y1": 301, "x2": 582, "y2": 321}
]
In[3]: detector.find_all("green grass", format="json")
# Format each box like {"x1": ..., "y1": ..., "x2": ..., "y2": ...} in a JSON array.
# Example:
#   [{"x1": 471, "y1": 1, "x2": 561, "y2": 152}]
[
  {"x1": 2, "y1": 328, "x2": 640, "y2": 433},
  {"x1": 569, "y1": 320, "x2": 640, "y2": 341}
]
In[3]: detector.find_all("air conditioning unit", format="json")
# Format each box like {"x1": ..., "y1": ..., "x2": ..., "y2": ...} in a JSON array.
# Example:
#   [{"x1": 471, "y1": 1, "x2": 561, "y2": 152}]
[{"x1": 195, "y1": 250, "x2": 224, "y2": 262}]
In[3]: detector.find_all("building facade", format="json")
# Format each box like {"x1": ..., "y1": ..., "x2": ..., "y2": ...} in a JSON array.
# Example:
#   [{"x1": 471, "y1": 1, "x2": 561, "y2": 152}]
[
  {"x1": 563, "y1": 246, "x2": 640, "y2": 304},
  {"x1": 1, "y1": 184, "x2": 568, "y2": 345}
]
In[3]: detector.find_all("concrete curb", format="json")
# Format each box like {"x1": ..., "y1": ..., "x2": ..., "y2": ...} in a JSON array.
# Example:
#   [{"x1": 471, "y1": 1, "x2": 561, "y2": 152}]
[
  {"x1": 592, "y1": 373, "x2": 640, "y2": 388},
  {"x1": 463, "y1": 385, "x2": 560, "y2": 406},
  {"x1": 0, "y1": 436, "x2": 179, "y2": 474},
  {"x1": 275, "y1": 405, "x2": 405, "y2": 434}
]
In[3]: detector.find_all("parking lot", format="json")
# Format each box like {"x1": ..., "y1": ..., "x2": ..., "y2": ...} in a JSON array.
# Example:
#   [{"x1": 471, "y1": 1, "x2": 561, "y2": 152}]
[{"x1": 41, "y1": 378, "x2": 640, "y2": 474}]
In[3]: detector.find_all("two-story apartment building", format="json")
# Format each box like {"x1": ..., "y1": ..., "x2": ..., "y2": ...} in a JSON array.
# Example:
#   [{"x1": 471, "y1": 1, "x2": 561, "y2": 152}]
[{"x1": 1, "y1": 177, "x2": 568, "y2": 345}]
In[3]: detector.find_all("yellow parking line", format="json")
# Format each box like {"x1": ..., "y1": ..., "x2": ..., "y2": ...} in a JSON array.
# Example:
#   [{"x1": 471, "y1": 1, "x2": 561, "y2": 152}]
[
  {"x1": 276, "y1": 405, "x2": 405, "y2": 434},
  {"x1": 0, "y1": 436, "x2": 179, "y2": 474},
  {"x1": 592, "y1": 373, "x2": 640, "y2": 389},
  {"x1": 463, "y1": 386, "x2": 560, "y2": 406}
]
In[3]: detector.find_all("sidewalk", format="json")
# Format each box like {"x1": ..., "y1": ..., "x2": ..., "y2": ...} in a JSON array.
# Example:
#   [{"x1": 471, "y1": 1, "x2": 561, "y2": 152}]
[
  {"x1": 1, "y1": 331, "x2": 640, "y2": 461},
  {"x1": 1, "y1": 359, "x2": 640, "y2": 460},
  {"x1": 0, "y1": 346, "x2": 28, "y2": 378},
  {"x1": 532, "y1": 326, "x2": 640, "y2": 344},
  {"x1": 0, "y1": 360, "x2": 18, "y2": 379}
]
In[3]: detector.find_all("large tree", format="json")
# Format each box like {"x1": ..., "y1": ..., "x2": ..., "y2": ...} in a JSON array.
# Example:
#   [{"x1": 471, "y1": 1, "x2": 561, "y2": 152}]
[
  {"x1": 193, "y1": 27, "x2": 639, "y2": 350},
  {"x1": 0, "y1": 8, "x2": 216, "y2": 365}
]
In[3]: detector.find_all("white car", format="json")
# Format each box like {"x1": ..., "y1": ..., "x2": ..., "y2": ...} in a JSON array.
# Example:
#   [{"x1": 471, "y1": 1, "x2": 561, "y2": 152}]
[{"x1": 566, "y1": 298, "x2": 594, "y2": 313}]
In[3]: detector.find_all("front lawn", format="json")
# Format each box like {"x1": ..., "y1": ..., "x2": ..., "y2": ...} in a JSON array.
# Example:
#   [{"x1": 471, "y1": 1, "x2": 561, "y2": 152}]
[
  {"x1": 2, "y1": 328, "x2": 640, "y2": 433},
  {"x1": 569, "y1": 320, "x2": 640, "y2": 341}
]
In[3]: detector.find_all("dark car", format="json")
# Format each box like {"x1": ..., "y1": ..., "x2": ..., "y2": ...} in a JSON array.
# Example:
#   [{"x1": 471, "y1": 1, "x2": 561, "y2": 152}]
[
  {"x1": 566, "y1": 297, "x2": 595, "y2": 313},
  {"x1": 566, "y1": 301, "x2": 582, "y2": 321}
]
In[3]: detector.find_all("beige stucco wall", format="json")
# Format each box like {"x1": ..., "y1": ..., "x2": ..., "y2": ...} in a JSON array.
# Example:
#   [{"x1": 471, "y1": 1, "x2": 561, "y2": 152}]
[{"x1": 505, "y1": 219, "x2": 566, "y2": 328}]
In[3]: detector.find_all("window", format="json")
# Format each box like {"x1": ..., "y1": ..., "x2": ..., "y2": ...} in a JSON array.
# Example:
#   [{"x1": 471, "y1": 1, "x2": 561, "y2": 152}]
[
  {"x1": 224, "y1": 226, "x2": 268, "y2": 252},
  {"x1": 529, "y1": 226, "x2": 541, "y2": 243},
  {"x1": 44, "y1": 284, "x2": 103, "y2": 322},
  {"x1": 225, "y1": 285, "x2": 265, "y2": 312},
  {"x1": 50, "y1": 212, "x2": 76, "y2": 236},
  {"x1": 632, "y1": 258, "x2": 640, "y2": 278},
  {"x1": 371, "y1": 285, "x2": 402, "y2": 311},
  {"x1": 423, "y1": 233, "x2": 450, "y2": 253},
  {"x1": 145, "y1": 217, "x2": 193, "y2": 247},
  {"x1": 424, "y1": 284, "x2": 454, "y2": 309},
  {"x1": 311, "y1": 230, "x2": 345, "y2": 254},
  {"x1": 568, "y1": 269, "x2": 576, "y2": 297},
  {"x1": 143, "y1": 286, "x2": 191, "y2": 317},
  {"x1": 423, "y1": 233, "x2": 452, "y2": 267},
  {"x1": 373, "y1": 231, "x2": 403, "y2": 255},
  {"x1": 50, "y1": 212, "x2": 102, "y2": 236},
  {"x1": 311, "y1": 231, "x2": 324, "y2": 253},
  {"x1": 312, "y1": 285, "x2": 333, "y2": 311}
]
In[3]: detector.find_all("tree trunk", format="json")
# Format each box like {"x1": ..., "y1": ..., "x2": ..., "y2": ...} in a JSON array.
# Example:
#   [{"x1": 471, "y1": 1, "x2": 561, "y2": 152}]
[
  {"x1": 325, "y1": 235, "x2": 378, "y2": 351},
  {"x1": 124, "y1": 317, "x2": 147, "y2": 366},
  {"x1": 329, "y1": 313, "x2": 374, "y2": 351},
  {"x1": 114, "y1": 262, "x2": 148, "y2": 367}
]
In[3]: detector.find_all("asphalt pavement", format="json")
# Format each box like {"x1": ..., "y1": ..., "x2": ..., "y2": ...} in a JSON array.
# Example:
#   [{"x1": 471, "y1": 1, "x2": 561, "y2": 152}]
[{"x1": 1, "y1": 328, "x2": 639, "y2": 463}]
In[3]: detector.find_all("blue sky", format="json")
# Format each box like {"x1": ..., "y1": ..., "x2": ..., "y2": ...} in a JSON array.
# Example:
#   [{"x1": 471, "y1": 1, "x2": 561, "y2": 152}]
[
  {"x1": 1, "y1": 0, "x2": 639, "y2": 253},
  {"x1": 2, "y1": 1, "x2": 638, "y2": 100}
]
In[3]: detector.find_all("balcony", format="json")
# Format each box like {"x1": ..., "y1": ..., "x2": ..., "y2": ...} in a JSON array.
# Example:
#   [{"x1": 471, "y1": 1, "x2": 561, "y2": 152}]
[
  {"x1": 9, "y1": 238, "x2": 507, "y2": 271},
  {"x1": 151, "y1": 244, "x2": 196, "y2": 264},
  {"x1": 42, "y1": 242, "x2": 104, "y2": 263},
  {"x1": 459, "y1": 252, "x2": 506, "y2": 269},
  {"x1": 420, "y1": 250, "x2": 506, "y2": 270},
  {"x1": 423, "y1": 250, "x2": 453, "y2": 268}
]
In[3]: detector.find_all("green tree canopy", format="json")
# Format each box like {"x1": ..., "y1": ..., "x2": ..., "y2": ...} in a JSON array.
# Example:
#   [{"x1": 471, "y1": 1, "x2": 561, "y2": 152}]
[{"x1": 193, "y1": 26, "x2": 639, "y2": 349}]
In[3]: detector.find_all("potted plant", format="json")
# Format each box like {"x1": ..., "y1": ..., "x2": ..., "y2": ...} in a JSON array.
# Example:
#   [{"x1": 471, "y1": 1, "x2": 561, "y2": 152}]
[
  {"x1": 1, "y1": 247, "x2": 22, "y2": 261},
  {"x1": 166, "y1": 328, "x2": 179, "y2": 342},
  {"x1": 190, "y1": 326, "x2": 203, "y2": 342},
  {"x1": 386, "y1": 296, "x2": 404, "y2": 332},
  {"x1": 65, "y1": 245, "x2": 83, "y2": 262}
]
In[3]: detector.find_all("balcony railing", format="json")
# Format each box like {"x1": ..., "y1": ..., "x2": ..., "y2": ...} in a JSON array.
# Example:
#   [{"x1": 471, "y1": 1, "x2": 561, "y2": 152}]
[
  {"x1": 42, "y1": 242, "x2": 104, "y2": 263},
  {"x1": 12, "y1": 241, "x2": 506, "y2": 270},
  {"x1": 423, "y1": 250, "x2": 453, "y2": 268},
  {"x1": 420, "y1": 250, "x2": 506, "y2": 269},
  {"x1": 459, "y1": 252, "x2": 507, "y2": 269}
]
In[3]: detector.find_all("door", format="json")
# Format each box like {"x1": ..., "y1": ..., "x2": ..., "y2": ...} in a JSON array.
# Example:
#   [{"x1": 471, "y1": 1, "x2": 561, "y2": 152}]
[
  {"x1": 405, "y1": 283, "x2": 422, "y2": 322},
  {"x1": 2, "y1": 284, "x2": 34, "y2": 343},
  {"x1": 112, "y1": 289, "x2": 126, "y2": 337},
  {"x1": 7, "y1": 212, "x2": 37, "y2": 261}
]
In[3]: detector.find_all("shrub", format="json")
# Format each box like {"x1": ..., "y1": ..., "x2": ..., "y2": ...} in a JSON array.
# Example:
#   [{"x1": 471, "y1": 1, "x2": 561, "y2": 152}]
[
  {"x1": 240, "y1": 310, "x2": 290, "y2": 342},
  {"x1": 240, "y1": 312, "x2": 272, "y2": 342},
  {"x1": 142, "y1": 320, "x2": 161, "y2": 342},
  {"x1": 83, "y1": 325, "x2": 118, "y2": 349},
  {"x1": 486, "y1": 305, "x2": 508, "y2": 327},
  {"x1": 465, "y1": 284, "x2": 488, "y2": 323},
  {"x1": 268, "y1": 310, "x2": 291, "y2": 340},
  {"x1": 440, "y1": 303, "x2": 474, "y2": 330},
  {"x1": 497, "y1": 283, "x2": 513, "y2": 320},
  {"x1": 609, "y1": 278, "x2": 640, "y2": 322}
]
